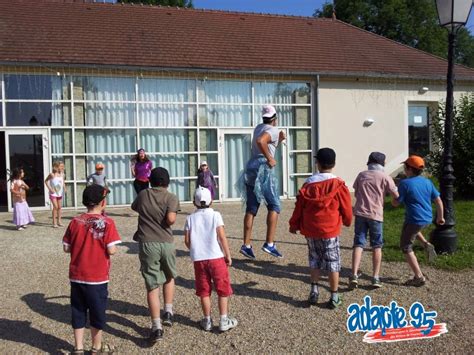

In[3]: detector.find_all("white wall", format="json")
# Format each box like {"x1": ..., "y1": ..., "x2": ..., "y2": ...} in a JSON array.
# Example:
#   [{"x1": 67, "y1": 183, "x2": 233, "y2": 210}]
[{"x1": 317, "y1": 78, "x2": 472, "y2": 188}]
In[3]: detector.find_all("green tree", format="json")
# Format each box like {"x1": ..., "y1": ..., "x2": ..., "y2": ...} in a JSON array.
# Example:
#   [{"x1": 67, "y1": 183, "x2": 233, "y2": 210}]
[
  {"x1": 121, "y1": 0, "x2": 193, "y2": 7},
  {"x1": 315, "y1": 0, "x2": 474, "y2": 67},
  {"x1": 426, "y1": 94, "x2": 474, "y2": 198}
]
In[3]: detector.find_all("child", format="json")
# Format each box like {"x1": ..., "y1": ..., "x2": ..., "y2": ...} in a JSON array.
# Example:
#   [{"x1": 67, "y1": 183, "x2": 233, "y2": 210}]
[
  {"x1": 87, "y1": 163, "x2": 108, "y2": 188},
  {"x1": 45, "y1": 161, "x2": 64, "y2": 228},
  {"x1": 131, "y1": 167, "x2": 179, "y2": 344},
  {"x1": 62, "y1": 184, "x2": 121, "y2": 354},
  {"x1": 196, "y1": 161, "x2": 217, "y2": 200},
  {"x1": 184, "y1": 186, "x2": 237, "y2": 332},
  {"x1": 392, "y1": 155, "x2": 444, "y2": 286},
  {"x1": 289, "y1": 148, "x2": 352, "y2": 309},
  {"x1": 10, "y1": 168, "x2": 35, "y2": 231},
  {"x1": 349, "y1": 152, "x2": 398, "y2": 290}
]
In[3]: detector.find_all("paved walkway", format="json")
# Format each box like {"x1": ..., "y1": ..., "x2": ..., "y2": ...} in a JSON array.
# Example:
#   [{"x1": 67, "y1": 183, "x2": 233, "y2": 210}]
[{"x1": 0, "y1": 201, "x2": 472, "y2": 353}]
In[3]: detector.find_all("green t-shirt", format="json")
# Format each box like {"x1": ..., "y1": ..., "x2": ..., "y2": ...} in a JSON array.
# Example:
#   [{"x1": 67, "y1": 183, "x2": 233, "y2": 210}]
[{"x1": 131, "y1": 187, "x2": 180, "y2": 243}]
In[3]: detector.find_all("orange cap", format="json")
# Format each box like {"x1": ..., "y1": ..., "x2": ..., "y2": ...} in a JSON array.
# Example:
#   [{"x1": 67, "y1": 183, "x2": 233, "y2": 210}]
[
  {"x1": 95, "y1": 163, "x2": 105, "y2": 170},
  {"x1": 402, "y1": 155, "x2": 424, "y2": 170}
]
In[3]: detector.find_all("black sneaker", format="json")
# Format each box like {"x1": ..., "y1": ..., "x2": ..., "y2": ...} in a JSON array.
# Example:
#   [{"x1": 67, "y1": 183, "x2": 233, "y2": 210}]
[
  {"x1": 308, "y1": 291, "x2": 319, "y2": 306},
  {"x1": 149, "y1": 328, "x2": 163, "y2": 344},
  {"x1": 162, "y1": 312, "x2": 173, "y2": 326}
]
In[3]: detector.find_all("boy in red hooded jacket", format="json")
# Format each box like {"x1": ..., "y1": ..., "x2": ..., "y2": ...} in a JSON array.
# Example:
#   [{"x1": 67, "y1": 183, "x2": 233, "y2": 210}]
[{"x1": 289, "y1": 148, "x2": 352, "y2": 309}]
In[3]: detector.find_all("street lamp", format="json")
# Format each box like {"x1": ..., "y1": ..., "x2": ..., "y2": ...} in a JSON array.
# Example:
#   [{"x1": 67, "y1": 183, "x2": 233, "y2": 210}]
[{"x1": 432, "y1": 0, "x2": 472, "y2": 254}]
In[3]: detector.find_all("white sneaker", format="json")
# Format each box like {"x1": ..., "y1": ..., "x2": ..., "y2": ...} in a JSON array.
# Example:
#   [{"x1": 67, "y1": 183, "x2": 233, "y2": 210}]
[
  {"x1": 200, "y1": 318, "x2": 213, "y2": 332},
  {"x1": 219, "y1": 316, "x2": 238, "y2": 332}
]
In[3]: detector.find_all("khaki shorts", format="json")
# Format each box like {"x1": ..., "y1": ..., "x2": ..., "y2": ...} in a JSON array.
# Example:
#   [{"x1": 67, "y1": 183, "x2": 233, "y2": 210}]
[{"x1": 139, "y1": 241, "x2": 177, "y2": 291}]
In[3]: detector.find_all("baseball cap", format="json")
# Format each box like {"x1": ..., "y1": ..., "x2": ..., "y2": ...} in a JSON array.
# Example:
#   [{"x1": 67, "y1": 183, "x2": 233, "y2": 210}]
[
  {"x1": 95, "y1": 162, "x2": 105, "y2": 170},
  {"x1": 402, "y1": 155, "x2": 425, "y2": 170},
  {"x1": 150, "y1": 167, "x2": 170, "y2": 187},
  {"x1": 315, "y1": 147, "x2": 336, "y2": 166},
  {"x1": 200, "y1": 161, "x2": 208, "y2": 167},
  {"x1": 194, "y1": 186, "x2": 212, "y2": 207},
  {"x1": 367, "y1": 152, "x2": 386, "y2": 166},
  {"x1": 262, "y1": 105, "x2": 277, "y2": 120},
  {"x1": 82, "y1": 184, "x2": 109, "y2": 207}
]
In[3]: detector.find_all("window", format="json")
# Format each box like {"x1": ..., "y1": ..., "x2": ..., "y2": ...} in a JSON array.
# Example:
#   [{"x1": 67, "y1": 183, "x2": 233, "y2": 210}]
[{"x1": 408, "y1": 104, "x2": 430, "y2": 157}]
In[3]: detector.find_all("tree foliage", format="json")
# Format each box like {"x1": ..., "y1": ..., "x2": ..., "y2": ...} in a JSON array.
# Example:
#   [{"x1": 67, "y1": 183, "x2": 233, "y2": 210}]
[
  {"x1": 121, "y1": 0, "x2": 193, "y2": 7},
  {"x1": 315, "y1": 0, "x2": 474, "y2": 67},
  {"x1": 426, "y1": 94, "x2": 474, "y2": 198}
]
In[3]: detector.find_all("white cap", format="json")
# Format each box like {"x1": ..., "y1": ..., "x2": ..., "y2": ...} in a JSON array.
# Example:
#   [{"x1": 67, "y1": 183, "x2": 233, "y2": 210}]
[
  {"x1": 194, "y1": 186, "x2": 212, "y2": 206},
  {"x1": 262, "y1": 105, "x2": 277, "y2": 119},
  {"x1": 200, "y1": 161, "x2": 208, "y2": 166}
]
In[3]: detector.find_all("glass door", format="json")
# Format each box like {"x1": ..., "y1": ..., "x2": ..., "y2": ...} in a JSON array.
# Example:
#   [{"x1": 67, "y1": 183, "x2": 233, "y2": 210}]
[
  {"x1": 219, "y1": 129, "x2": 252, "y2": 200},
  {"x1": 6, "y1": 129, "x2": 50, "y2": 211}
]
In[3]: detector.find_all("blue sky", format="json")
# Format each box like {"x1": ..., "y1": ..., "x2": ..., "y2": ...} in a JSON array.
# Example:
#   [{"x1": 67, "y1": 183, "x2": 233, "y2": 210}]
[{"x1": 192, "y1": 0, "x2": 474, "y2": 33}]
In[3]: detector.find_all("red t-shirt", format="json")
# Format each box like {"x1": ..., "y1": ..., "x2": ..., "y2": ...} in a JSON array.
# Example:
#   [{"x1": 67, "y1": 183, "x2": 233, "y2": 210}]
[{"x1": 63, "y1": 213, "x2": 121, "y2": 284}]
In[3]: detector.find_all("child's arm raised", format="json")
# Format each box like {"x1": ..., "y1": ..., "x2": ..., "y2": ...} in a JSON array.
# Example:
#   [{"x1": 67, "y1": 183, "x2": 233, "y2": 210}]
[
  {"x1": 217, "y1": 226, "x2": 232, "y2": 267},
  {"x1": 434, "y1": 197, "x2": 445, "y2": 225}
]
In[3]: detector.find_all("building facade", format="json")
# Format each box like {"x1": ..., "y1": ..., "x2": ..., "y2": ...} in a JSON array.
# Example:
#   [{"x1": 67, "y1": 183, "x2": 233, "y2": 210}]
[{"x1": 1, "y1": 1, "x2": 474, "y2": 211}]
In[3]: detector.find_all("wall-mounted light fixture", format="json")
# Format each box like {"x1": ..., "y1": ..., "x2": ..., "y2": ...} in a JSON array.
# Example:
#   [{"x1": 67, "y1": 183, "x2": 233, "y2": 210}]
[
  {"x1": 419, "y1": 87, "x2": 429, "y2": 94},
  {"x1": 363, "y1": 118, "x2": 375, "y2": 127}
]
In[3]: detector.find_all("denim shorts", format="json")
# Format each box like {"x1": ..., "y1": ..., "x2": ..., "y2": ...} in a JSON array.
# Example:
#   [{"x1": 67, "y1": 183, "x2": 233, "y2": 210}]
[
  {"x1": 306, "y1": 237, "x2": 341, "y2": 272},
  {"x1": 353, "y1": 216, "x2": 384, "y2": 249},
  {"x1": 245, "y1": 156, "x2": 280, "y2": 215},
  {"x1": 71, "y1": 282, "x2": 108, "y2": 330},
  {"x1": 245, "y1": 184, "x2": 281, "y2": 215}
]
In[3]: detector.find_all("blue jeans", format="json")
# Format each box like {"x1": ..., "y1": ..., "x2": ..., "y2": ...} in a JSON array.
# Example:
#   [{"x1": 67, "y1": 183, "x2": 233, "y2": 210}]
[{"x1": 353, "y1": 216, "x2": 383, "y2": 248}]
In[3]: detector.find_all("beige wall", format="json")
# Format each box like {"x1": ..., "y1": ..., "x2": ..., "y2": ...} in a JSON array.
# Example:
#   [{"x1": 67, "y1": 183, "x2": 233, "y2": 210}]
[{"x1": 317, "y1": 78, "x2": 473, "y2": 188}]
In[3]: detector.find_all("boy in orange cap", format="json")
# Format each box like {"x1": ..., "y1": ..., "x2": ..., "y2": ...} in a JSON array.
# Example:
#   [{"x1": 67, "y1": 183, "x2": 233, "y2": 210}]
[
  {"x1": 87, "y1": 163, "x2": 108, "y2": 188},
  {"x1": 392, "y1": 155, "x2": 444, "y2": 286}
]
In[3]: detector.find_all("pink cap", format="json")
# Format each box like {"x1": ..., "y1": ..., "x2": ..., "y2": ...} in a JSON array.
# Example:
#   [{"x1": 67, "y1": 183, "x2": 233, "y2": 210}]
[{"x1": 262, "y1": 105, "x2": 277, "y2": 119}]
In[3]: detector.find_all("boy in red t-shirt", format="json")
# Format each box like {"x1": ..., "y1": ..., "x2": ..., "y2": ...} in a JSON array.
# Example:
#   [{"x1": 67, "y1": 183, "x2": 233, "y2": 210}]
[
  {"x1": 63, "y1": 184, "x2": 121, "y2": 354},
  {"x1": 289, "y1": 148, "x2": 352, "y2": 309}
]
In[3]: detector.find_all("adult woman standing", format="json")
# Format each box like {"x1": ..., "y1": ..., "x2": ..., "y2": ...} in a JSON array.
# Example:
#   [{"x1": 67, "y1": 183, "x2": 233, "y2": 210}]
[{"x1": 131, "y1": 149, "x2": 153, "y2": 195}]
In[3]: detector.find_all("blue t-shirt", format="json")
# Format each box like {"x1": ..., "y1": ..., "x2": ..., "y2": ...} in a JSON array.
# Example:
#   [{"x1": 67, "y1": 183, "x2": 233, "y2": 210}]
[{"x1": 398, "y1": 176, "x2": 440, "y2": 225}]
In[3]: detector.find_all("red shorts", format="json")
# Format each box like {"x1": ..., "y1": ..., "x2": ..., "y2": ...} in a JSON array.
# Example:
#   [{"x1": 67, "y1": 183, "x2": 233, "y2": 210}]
[
  {"x1": 49, "y1": 195, "x2": 63, "y2": 201},
  {"x1": 194, "y1": 258, "x2": 233, "y2": 297}
]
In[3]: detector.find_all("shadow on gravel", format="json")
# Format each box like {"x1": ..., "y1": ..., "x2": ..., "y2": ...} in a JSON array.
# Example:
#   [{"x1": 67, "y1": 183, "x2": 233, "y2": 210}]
[
  {"x1": 0, "y1": 318, "x2": 71, "y2": 353},
  {"x1": 20, "y1": 293, "x2": 163, "y2": 349},
  {"x1": 176, "y1": 276, "x2": 309, "y2": 309}
]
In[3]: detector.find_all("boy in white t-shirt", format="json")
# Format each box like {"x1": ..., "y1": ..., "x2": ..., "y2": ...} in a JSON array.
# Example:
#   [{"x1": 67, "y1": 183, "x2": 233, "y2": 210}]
[{"x1": 184, "y1": 186, "x2": 238, "y2": 332}]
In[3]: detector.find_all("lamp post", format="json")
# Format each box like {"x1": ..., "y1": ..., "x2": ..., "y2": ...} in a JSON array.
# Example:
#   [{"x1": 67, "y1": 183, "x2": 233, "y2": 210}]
[{"x1": 432, "y1": 0, "x2": 472, "y2": 254}]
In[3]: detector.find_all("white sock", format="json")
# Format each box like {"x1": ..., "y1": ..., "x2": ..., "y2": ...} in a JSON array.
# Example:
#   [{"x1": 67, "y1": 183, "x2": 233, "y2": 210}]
[
  {"x1": 205, "y1": 315, "x2": 211, "y2": 321},
  {"x1": 267, "y1": 242, "x2": 274, "y2": 247},
  {"x1": 152, "y1": 318, "x2": 162, "y2": 331},
  {"x1": 220, "y1": 314, "x2": 228, "y2": 322},
  {"x1": 311, "y1": 283, "x2": 319, "y2": 294},
  {"x1": 164, "y1": 304, "x2": 173, "y2": 315},
  {"x1": 245, "y1": 244, "x2": 251, "y2": 248}
]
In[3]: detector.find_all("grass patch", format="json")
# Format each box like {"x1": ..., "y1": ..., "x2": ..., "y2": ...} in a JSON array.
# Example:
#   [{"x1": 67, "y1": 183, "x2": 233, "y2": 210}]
[{"x1": 382, "y1": 199, "x2": 474, "y2": 271}]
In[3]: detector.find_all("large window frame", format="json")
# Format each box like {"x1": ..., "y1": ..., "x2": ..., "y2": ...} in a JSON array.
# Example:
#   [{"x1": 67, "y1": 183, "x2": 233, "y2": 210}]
[{"x1": 1, "y1": 72, "x2": 313, "y2": 207}]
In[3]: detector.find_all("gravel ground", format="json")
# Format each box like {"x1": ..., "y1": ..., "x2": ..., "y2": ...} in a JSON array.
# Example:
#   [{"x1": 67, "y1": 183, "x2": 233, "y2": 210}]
[{"x1": 0, "y1": 200, "x2": 472, "y2": 353}]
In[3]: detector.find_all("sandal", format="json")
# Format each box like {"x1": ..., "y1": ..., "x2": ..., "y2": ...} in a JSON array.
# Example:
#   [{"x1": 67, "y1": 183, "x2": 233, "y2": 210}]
[
  {"x1": 91, "y1": 343, "x2": 114, "y2": 354},
  {"x1": 71, "y1": 349, "x2": 84, "y2": 355}
]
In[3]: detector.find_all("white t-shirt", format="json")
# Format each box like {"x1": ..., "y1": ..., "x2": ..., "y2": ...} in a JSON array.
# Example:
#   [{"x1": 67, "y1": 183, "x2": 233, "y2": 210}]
[
  {"x1": 251, "y1": 123, "x2": 279, "y2": 158},
  {"x1": 184, "y1": 208, "x2": 225, "y2": 262}
]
